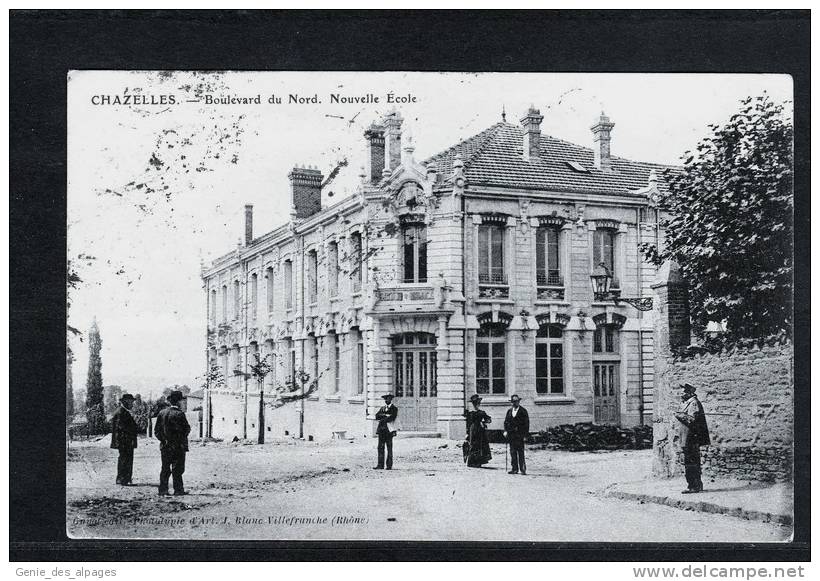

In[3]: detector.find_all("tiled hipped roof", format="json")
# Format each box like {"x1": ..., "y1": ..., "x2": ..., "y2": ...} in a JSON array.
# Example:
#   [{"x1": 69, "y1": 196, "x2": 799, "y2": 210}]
[{"x1": 425, "y1": 122, "x2": 677, "y2": 195}]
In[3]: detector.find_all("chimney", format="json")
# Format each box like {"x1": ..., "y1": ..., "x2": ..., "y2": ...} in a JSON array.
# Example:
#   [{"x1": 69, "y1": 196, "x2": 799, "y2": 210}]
[
  {"x1": 288, "y1": 165, "x2": 323, "y2": 220},
  {"x1": 244, "y1": 204, "x2": 253, "y2": 245},
  {"x1": 383, "y1": 110, "x2": 403, "y2": 172},
  {"x1": 591, "y1": 111, "x2": 615, "y2": 171},
  {"x1": 520, "y1": 106, "x2": 543, "y2": 161},
  {"x1": 364, "y1": 123, "x2": 385, "y2": 183}
]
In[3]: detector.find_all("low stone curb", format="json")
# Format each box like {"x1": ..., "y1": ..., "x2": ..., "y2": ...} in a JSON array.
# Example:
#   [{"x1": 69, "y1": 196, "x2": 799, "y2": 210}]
[{"x1": 602, "y1": 488, "x2": 793, "y2": 526}]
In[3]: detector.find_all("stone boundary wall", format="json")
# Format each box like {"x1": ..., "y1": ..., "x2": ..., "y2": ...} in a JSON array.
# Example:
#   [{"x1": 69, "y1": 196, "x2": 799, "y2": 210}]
[{"x1": 657, "y1": 340, "x2": 793, "y2": 482}]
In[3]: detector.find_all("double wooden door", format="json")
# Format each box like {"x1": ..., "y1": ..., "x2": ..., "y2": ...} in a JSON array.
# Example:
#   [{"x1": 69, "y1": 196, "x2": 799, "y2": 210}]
[{"x1": 392, "y1": 333, "x2": 438, "y2": 431}]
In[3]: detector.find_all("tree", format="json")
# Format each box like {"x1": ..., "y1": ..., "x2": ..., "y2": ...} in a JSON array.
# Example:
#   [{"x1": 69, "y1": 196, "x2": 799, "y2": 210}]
[
  {"x1": 247, "y1": 352, "x2": 273, "y2": 444},
  {"x1": 642, "y1": 95, "x2": 793, "y2": 341},
  {"x1": 85, "y1": 319, "x2": 106, "y2": 434},
  {"x1": 273, "y1": 366, "x2": 321, "y2": 440},
  {"x1": 132, "y1": 394, "x2": 150, "y2": 434}
]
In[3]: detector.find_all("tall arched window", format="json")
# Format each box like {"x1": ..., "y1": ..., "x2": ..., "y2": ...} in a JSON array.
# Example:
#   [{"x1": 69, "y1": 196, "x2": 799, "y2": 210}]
[
  {"x1": 536, "y1": 226, "x2": 561, "y2": 286},
  {"x1": 402, "y1": 224, "x2": 427, "y2": 283},
  {"x1": 350, "y1": 232, "x2": 363, "y2": 293},
  {"x1": 476, "y1": 322, "x2": 507, "y2": 394},
  {"x1": 233, "y1": 280, "x2": 241, "y2": 320},
  {"x1": 327, "y1": 241, "x2": 339, "y2": 297},
  {"x1": 478, "y1": 224, "x2": 505, "y2": 284},
  {"x1": 210, "y1": 289, "x2": 217, "y2": 325},
  {"x1": 306, "y1": 249, "x2": 318, "y2": 304},
  {"x1": 221, "y1": 284, "x2": 228, "y2": 323},
  {"x1": 355, "y1": 330, "x2": 365, "y2": 395},
  {"x1": 536, "y1": 325, "x2": 563, "y2": 394},
  {"x1": 284, "y1": 259, "x2": 293, "y2": 309},
  {"x1": 250, "y1": 273, "x2": 258, "y2": 320},
  {"x1": 265, "y1": 267, "x2": 274, "y2": 314}
]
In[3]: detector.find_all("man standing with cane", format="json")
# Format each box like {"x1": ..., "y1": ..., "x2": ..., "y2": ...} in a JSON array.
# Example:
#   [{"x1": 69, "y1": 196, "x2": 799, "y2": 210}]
[
  {"x1": 674, "y1": 383, "x2": 710, "y2": 493},
  {"x1": 503, "y1": 394, "x2": 529, "y2": 475}
]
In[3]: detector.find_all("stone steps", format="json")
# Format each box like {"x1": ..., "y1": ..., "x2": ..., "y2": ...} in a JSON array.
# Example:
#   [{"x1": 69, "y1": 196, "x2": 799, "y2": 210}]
[{"x1": 396, "y1": 431, "x2": 442, "y2": 439}]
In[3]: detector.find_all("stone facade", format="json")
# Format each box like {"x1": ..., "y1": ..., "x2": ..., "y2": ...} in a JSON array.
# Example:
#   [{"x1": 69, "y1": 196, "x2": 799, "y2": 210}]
[
  {"x1": 202, "y1": 109, "x2": 672, "y2": 442},
  {"x1": 652, "y1": 264, "x2": 794, "y2": 482}
]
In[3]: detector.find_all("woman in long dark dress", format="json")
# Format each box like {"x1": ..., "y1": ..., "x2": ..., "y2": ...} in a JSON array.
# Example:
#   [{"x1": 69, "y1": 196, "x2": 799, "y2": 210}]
[{"x1": 463, "y1": 394, "x2": 492, "y2": 468}]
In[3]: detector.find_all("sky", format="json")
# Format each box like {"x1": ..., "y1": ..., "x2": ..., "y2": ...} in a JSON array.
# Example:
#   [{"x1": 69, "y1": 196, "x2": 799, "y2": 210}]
[{"x1": 67, "y1": 71, "x2": 792, "y2": 398}]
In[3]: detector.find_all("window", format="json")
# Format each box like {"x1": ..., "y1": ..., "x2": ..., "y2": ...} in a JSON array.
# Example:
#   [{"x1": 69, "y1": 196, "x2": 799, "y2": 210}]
[
  {"x1": 307, "y1": 249, "x2": 318, "y2": 304},
  {"x1": 250, "y1": 273, "x2": 258, "y2": 320},
  {"x1": 265, "y1": 343, "x2": 276, "y2": 391},
  {"x1": 593, "y1": 229, "x2": 616, "y2": 278},
  {"x1": 356, "y1": 333, "x2": 365, "y2": 395},
  {"x1": 221, "y1": 351, "x2": 229, "y2": 384},
  {"x1": 536, "y1": 227, "x2": 561, "y2": 286},
  {"x1": 402, "y1": 224, "x2": 427, "y2": 283},
  {"x1": 333, "y1": 334, "x2": 341, "y2": 394},
  {"x1": 221, "y1": 285, "x2": 228, "y2": 323},
  {"x1": 265, "y1": 267, "x2": 274, "y2": 314},
  {"x1": 288, "y1": 341, "x2": 296, "y2": 389},
  {"x1": 593, "y1": 326, "x2": 618, "y2": 353},
  {"x1": 312, "y1": 337, "x2": 319, "y2": 386},
  {"x1": 233, "y1": 280, "x2": 241, "y2": 320},
  {"x1": 536, "y1": 325, "x2": 564, "y2": 394},
  {"x1": 476, "y1": 323, "x2": 506, "y2": 394},
  {"x1": 284, "y1": 259, "x2": 293, "y2": 309},
  {"x1": 210, "y1": 289, "x2": 217, "y2": 325},
  {"x1": 250, "y1": 343, "x2": 259, "y2": 390},
  {"x1": 478, "y1": 224, "x2": 505, "y2": 284},
  {"x1": 328, "y1": 241, "x2": 339, "y2": 297},
  {"x1": 350, "y1": 233, "x2": 363, "y2": 293}
]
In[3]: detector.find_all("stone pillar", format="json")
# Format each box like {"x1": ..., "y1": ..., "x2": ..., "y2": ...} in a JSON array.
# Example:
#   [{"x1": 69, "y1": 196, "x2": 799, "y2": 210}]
[{"x1": 650, "y1": 260, "x2": 691, "y2": 477}]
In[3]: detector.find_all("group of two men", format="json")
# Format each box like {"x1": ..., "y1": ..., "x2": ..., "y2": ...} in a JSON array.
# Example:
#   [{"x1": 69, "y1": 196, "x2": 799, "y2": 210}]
[
  {"x1": 372, "y1": 392, "x2": 531, "y2": 474},
  {"x1": 110, "y1": 389, "x2": 191, "y2": 496}
]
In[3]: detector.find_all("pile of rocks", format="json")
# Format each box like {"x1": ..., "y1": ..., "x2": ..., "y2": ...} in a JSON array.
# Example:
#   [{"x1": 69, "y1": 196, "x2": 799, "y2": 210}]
[{"x1": 532, "y1": 422, "x2": 653, "y2": 452}]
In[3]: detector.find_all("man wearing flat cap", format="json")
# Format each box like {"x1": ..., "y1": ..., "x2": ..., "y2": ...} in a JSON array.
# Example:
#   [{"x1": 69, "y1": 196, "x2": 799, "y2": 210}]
[
  {"x1": 503, "y1": 394, "x2": 530, "y2": 475},
  {"x1": 155, "y1": 390, "x2": 191, "y2": 495},
  {"x1": 674, "y1": 383, "x2": 710, "y2": 493},
  {"x1": 110, "y1": 393, "x2": 138, "y2": 485},
  {"x1": 374, "y1": 394, "x2": 398, "y2": 470}
]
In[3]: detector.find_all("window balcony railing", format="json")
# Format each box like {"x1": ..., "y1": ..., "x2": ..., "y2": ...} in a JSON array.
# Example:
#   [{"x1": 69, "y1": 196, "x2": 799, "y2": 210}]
[
  {"x1": 536, "y1": 271, "x2": 564, "y2": 287},
  {"x1": 478, "y1": 273, "x2": 508, "y2": 285},
  {"x1": 478, "y1": 272, "x2": 509, "y2": 299},
  {"x1": 536, "y1": 271, "x2": 565, "y2": 300},
  {"x1": 375, "y1": 285, "x2": 435, "y2": 304}
]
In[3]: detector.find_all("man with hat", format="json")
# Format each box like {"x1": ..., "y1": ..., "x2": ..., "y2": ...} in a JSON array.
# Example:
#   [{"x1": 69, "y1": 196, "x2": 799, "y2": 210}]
[
  {"x1": 155, "y1": 389, "x2": 191, "y2": 496},
  {"x1": 373, "y1": 394, "x2": 398, "y2": 470},
  {"x1": 110, "y1": 393, "x2": 138, "y2": 485},
  {"x1": 503, "y1": 394, "x2": 530, "y2": 475},
  {"x1": 674, "y1": 383, "x2": 710, "y2": 493}
]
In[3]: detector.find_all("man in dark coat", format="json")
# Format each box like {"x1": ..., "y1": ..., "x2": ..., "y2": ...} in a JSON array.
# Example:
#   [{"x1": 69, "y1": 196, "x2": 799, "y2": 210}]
[
  {"x1": 503, "y1": 394, "x2": 530, "y2": 475},
  {"x1": 110, "y1": 393, "x2": 138, "y2": 485},
  {"x1": 373, "y1": 394, "x2": 398, "y2": 470},
  {"x1": 155, "y1": 390, "x2": 191, "y2": 496},
  {"x1": 674, "y1": 383, "x2": 711, "y2": 493}
]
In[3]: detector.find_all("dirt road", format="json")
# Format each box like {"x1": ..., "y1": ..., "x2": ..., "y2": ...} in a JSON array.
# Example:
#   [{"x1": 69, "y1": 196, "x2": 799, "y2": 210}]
[{"x1": 67, "y1": 436, "x2": 790, "y2": 542}]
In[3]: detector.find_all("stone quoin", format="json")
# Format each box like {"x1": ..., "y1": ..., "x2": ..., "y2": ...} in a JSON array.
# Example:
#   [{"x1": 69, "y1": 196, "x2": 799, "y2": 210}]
[{"x1": 201, "y1": 107, "x2": 676, "y2": 441}]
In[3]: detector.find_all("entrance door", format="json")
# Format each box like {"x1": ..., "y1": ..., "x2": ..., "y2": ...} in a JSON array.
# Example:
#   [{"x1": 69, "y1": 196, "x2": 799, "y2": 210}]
[
  {"x1": 593, "y1": 362, "x2": 620, "y2": 424},
  {"x1": 392, "y1": 332, "x2": 438, "y2": 431}
]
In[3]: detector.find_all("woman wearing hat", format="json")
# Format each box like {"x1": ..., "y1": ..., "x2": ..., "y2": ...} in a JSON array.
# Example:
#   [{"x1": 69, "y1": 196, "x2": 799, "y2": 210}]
[{"x1": 463, "y1": 394, "x2": 492, "y2": 468}]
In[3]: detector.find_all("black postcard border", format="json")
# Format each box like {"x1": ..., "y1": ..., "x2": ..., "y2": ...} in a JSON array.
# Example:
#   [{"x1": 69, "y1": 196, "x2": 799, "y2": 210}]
[{"x1": 9, "y1": 9, "x2": 810, "y2": 562}]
